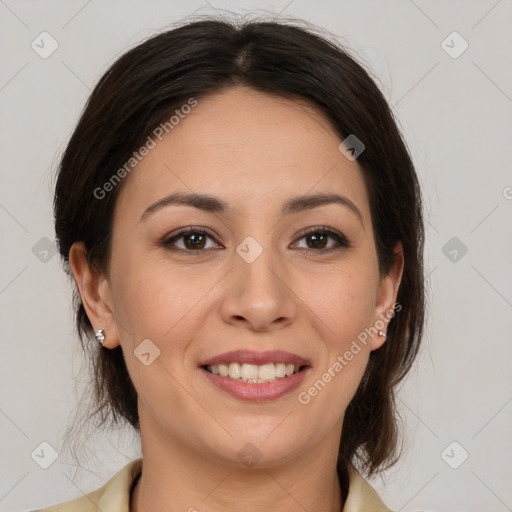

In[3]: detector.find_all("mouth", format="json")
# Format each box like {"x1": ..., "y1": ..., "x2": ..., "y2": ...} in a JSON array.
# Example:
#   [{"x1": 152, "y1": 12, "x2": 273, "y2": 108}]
[
  {"x1": 198, "y1": 349, "x2": 311, "y2": 383},
  {"x1": 202, "y1": 362, "x2": 308, "y2": 383},
  {"x1": 197, "y1": 350, "x2": 311, "y2": 401}
]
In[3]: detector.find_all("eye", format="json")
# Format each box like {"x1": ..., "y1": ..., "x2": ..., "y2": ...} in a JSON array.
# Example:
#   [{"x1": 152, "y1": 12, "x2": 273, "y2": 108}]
[
  {"x1": 292, "y1": 226, "x2": 352, "y2": 253},
  {"x1": 161, "y1": 226, "x2": 221, "y2": 252},
  {"x1": 160, "y1": 225, "x2": 351, "y2": 254}
]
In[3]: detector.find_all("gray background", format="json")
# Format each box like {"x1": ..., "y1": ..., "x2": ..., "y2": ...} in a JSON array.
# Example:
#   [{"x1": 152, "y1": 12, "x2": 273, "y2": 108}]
[{"x1": 1, "y1": 0, "x2": 511, "y2": 511}]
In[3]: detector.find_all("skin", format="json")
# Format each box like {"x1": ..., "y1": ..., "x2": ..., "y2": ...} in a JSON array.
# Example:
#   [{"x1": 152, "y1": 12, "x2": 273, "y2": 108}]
[{"x1": 69, "y1": 86, "x2": 403, "y2": 512}]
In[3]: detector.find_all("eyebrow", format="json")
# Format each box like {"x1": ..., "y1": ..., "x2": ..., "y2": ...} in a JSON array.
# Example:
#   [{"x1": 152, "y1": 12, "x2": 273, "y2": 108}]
[{"x1": 140, "y1": 191, "x2": 364, "y2": 226}]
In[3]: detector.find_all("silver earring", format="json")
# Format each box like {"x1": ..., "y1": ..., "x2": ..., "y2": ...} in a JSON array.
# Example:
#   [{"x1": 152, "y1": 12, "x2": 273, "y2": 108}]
[
  {"x1": 95, "y1": 329, "x2": 105, "y2": 346},
  {"x1": 378, "y1": 330, "x2": 387, "y2": 338}
]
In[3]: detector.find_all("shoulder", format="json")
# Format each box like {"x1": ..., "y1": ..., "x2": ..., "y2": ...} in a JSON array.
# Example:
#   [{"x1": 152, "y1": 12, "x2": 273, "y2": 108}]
[
  {"x1": 32, "y1": 458, "x2": 143, "y2": 512},
  {"x1": 345, "y1": 462, "x2": 394, "y2": 512}
]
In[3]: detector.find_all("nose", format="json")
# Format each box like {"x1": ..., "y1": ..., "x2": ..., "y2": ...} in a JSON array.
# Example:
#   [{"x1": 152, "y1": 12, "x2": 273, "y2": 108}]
[{"x1": 219, "y1": 246, "x2": 298, "y2": 333}]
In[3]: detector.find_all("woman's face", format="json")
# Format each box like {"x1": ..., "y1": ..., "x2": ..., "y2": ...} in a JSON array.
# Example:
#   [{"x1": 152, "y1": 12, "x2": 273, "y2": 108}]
[{"x1": 78, "y1": 86, "x2": 403, "y2": 467}]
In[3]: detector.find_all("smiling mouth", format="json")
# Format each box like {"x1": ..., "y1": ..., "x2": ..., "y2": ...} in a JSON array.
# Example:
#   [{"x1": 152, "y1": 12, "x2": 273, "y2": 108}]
[{"x1": 202, "y1": 362, "x2": 307, "y2": 383}]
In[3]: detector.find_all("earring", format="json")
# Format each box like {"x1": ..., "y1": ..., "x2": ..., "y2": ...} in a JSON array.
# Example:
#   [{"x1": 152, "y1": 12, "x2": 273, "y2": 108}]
[
  {"x1": 378, "y1": 330, "x2": 387, "y2": 338},
  {"x1": 95, "y1": 329, "x2": 105, "y2": 346}
]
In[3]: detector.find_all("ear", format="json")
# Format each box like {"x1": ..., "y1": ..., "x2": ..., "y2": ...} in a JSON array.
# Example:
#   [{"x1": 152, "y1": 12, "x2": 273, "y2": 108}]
[
  {"x1": 369, "y1": 241, "x2": 404, "y2": 351},
  {"x1": 68, "y1": 241, "x2": 121, "y2": 349}
]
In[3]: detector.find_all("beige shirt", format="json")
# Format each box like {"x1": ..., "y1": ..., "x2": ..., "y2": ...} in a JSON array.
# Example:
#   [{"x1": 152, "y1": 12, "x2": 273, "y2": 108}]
[{"x1": 34, "y1": 457, "x2": 393, "y2": 511}]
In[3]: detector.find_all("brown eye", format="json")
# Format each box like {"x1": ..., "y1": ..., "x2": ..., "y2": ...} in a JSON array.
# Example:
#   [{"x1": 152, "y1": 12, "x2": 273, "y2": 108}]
[
  {"x1": 162, "y1": 227, "x2": 220, "y2": 252},
  {"x1": 161, "y1": 226, "x2": 351, "y2": 255},
  {"x1": 293, "y1": 227, "x2": 351, "y2": 253},
  {"x1": 304, "y1": 232, "x2": 329, "y2": 249},
  {"x1": 181, "y1": 233, "x2": 207, "y2": 250}
]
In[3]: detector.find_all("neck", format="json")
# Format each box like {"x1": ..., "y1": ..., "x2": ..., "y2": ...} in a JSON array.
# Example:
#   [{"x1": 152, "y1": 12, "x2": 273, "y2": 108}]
[
  {"x1": 130, "y1": 410, "x2": 344, "y2": 512},
  {"x1": 131, "y1": 462, "x2": 342, "y2": 512}
]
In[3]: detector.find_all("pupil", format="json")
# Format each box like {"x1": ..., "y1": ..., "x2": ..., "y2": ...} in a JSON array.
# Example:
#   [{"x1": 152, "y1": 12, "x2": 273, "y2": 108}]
[
  {"x1": 186, "y1": 234, "x2": 204, "y2": 249},
  {"x1": 309, "y1": 234, "x2": 326, "y2": 249}
]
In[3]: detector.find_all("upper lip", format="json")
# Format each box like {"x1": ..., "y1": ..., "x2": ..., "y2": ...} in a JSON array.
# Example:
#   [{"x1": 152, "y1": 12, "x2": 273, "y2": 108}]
[{"x1": 198, "y1": 349, "x2": 311, "y2": 367}]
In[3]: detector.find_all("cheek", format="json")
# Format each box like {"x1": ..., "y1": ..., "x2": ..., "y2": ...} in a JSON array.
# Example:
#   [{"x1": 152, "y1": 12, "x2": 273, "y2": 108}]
[
  {"x1": 109, "y1": 238, "x2": 195, "y2": 338},
  {"x1": 297, "y1": 263, "x2": 376, "y2": 403},
  {"x1": 297, "y1": 285, "x2": 373, "y2": 426},
  {"x1": 304, "y1": 264, "x2": 377, "y2": 345},
  {"x1": 109, "y1": 251, "x2": 221, "y2": 403},
  {"x1": 110, "y1": 260, "x2": 206, "y2": 409},
  {"x1": 115, "y1": 270, "x2": 200, "y2": 345}
]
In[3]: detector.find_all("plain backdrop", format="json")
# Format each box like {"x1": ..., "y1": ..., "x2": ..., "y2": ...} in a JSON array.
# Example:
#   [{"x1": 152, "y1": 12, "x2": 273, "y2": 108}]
[{"x1": 1, "y1": 1, "x2": 511, "y2": 511}]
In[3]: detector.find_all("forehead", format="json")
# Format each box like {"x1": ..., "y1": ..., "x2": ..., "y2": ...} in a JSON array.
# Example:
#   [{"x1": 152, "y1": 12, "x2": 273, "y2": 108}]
[{"x1": 115, "y1": 86, "x2": 371, "y2": 226}]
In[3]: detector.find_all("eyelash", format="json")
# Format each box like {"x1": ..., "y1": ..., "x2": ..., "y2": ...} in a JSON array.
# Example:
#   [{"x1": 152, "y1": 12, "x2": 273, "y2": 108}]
[{"x1": 161, "y1": 225, "x2": 352, "y2": 255}]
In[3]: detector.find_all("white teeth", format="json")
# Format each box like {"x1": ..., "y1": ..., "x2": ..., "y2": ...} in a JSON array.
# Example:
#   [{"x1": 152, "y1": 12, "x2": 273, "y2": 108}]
[
  {"x1": 228, "y1": 362, "x2": 242, "y2": 379},
  {"x1": 275, "y1": 363, "x2": 286, "y2": 378},
  {"x1": 259, "y1": 363, "x2": 275, "y2": 381},
  {"x1": 241, "y1": 364, "x2": 259, "y2": 380},
  {"x1": 205, "y1": 362, "x2": 302, "y2": 383},
  {"x1": 285, "y1": 364, "x2": 295, "y2": 377}
]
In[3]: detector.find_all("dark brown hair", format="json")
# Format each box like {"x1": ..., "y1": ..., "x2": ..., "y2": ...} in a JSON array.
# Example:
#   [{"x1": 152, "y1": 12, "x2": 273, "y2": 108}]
[{"x1": 54, "y1": 16, "x2": 425, "y2": 481}]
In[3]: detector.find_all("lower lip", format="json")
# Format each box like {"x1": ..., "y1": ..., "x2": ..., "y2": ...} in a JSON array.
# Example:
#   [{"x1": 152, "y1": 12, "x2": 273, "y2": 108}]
[{"x1": 199, "y1": 366, "x2": 310, "y2": 402}]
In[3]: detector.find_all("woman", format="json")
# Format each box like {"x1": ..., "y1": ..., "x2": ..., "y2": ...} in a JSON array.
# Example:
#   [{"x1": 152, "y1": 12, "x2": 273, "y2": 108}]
[{"x1": 35, "y1": 16, "x2": 425, "y2": 512}]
